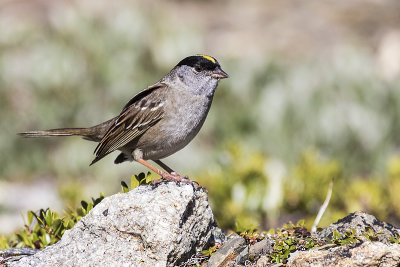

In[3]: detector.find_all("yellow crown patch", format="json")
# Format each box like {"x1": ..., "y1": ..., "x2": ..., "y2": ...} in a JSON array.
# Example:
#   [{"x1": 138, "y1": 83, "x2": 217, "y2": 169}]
[{"x1": 200, "y1": 55, "x2": 216, "y2": 64}]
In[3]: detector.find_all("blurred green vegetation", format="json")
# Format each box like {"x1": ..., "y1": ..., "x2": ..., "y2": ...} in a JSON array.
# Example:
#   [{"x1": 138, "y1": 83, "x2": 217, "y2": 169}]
[
  {"x1": 199, "y1": 146, "x2": 400, "y2": 230},
  {"x1": 1, "y1": 0, "x2": 400, "y2": 234}
]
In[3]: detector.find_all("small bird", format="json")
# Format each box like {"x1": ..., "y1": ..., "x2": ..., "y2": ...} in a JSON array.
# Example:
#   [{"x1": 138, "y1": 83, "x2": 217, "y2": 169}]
[{"x1": 20, "y1": 55, "x2": 229, "y2": 183}]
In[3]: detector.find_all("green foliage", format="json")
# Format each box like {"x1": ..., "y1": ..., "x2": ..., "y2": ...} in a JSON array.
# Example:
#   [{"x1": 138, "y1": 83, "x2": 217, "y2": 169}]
[
  {"x1": 269, "y1": 220, "x2": 314, "y2": 264},
  {"x1": 0, "y1": 194, "x2": 104, "y2": 249},
  {"x1": 241, "y1": 223, "x2": 390, "y2": 265},
  {"x1": 200, "y1": 243, "x2": 222, "y2": 257},
  {"x1": 197, "y1": 144, "x2": 400, "y2": 232},
  {"x1": 74, "y1": 194, "x2": 105, "y2": 220},
  {"x1": 270, "y1": 238, "x2": 297, "y2": 264},
  {"x1": 284, "y1": 149, "x2": 341, "y2": 214},
  {"x1": 361, "y1": 227, "x2": 383, "y2": 242},
  {"x1": 235, "y1": 221, "x2": 259, "y2": 234},
  {"x1": 240, "y1": 231, "x2": 264, "y2": 245},
  {"x1": 194, "y1": 220, "x2": 391, "y2": 265},
  {"x1": 199, "y1": 144, "x2": 269, "y2": 230},
  {"x1": 389, "y1": 232, "x2": 400, "y2": 244},
  {"x1": 121, "y1": 172, "x2": 153, "y2": 193},
  {"x1": 329, "y1": 229, "x2": 360, "y2": 246},
  {"x1": 209, "y1": 221, "x2": 399, "y2": 265},
  {"x1": 1, "y1": 170, "x2": 398, "y2": 267},
  {"x1": 0, "y1": 173, "x2": 155, "y2": 250},
  {"x1": 0, "y1": 234, "x2": 9, "y2": 249}
]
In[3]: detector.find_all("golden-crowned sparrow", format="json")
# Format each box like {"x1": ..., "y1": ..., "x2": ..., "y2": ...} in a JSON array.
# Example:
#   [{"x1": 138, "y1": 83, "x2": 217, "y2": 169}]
[{"x1": 20, "y1": 55, "x2": 229, "y2": 183}]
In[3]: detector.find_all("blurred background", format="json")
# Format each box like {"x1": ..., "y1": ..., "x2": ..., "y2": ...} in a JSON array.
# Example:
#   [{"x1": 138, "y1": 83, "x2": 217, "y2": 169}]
[{"x1": 1, "y1": 0, "x2": 400, "y2": 235}]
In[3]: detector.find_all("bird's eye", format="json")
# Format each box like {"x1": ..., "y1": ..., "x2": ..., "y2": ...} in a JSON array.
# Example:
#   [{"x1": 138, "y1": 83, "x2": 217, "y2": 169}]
[{"x1": 194, "y1": 65, "x2": 202, "y2": 72}]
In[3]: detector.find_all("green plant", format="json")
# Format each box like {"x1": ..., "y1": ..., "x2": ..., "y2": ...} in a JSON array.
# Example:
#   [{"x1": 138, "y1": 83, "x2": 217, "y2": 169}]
[
  {"x1": 361, "y1": 227, "x2": 384, "y2": 242},
  {"x1": 269, "y1": 220, "x2": 312, "y2": 263},
  {"x1": 0, "y1": 193, "x2": 104, "y2": 249},
  {"x1": 201, "y1": 243, "x2": 222, "y2": 257},
  {"x1": 0, "y1": 173, "x2": 159, "y2": 250},
  {"x1": 240, "y1": 231, "x2": 265, "y2": 245},
  {"x1": 270, "y1": 237, "x2": 297, "y2": 263},
  {"x1": 0, "y1": 173, "x2": 158, "y2": 250},
  {"x1": 389, "y1": 232, "x2": 400, "y2": 244},
  {"x1": 0, "y1": 234, "x2": 9, "y2": 249},
  {"x1": 121, "y1": 172, "x2": 153, "y2": 193},
  {"x1": 329, "y1": 229, "x2": 360, "y2": 246}
]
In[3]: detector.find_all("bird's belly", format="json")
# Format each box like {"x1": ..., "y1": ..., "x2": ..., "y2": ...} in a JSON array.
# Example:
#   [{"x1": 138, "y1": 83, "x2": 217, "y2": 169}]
[{"x1": 138, "y1": 96, "x2": 212, "y2": 160}]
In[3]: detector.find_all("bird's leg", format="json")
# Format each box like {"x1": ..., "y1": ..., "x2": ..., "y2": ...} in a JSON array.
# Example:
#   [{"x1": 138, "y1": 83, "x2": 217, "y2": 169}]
[
  {"x1": 153, "y1": 159, "x2": 175, "y2": 174},
  {"x1": 136, "y1": 159, "x2": 191, "y2": 184},
  {"x1": 153, "y1": 159, "x2": 194, "y2": 183}
]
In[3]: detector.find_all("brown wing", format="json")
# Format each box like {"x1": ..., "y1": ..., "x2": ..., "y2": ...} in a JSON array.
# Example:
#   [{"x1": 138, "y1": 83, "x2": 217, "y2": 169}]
[{"x1": 90, "y1": 83, "x2": 166, "y2": 165}]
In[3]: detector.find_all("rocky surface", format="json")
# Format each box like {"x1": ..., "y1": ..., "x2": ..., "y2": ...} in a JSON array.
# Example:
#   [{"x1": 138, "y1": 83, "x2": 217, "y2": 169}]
[
  {"x1": 286, "y1": 211, "x2": 400, "y2": 267},
  {"x1": 314, "y1": 211, "x2": 400, "y2": 245},
  {"x1": 207, "y1": 236, "x2": 247, "y2": 266},
  {"x1": 0, "y1": 248, "x2": 39, "y2": 265},
  {"x1": 9, "y1": 182, "x2": 217, "y2": 267},
  {"x1": 204, "y1": 211, "x2": 400, "y2": 267},
  {"x1": 248, "y1": 238, "x2": 274, "y2": 262},
  {"x1": 5, "y1": 185, "x2": 400, "y2": 267},
  {"x1": 288, "y1": 241, "x2": 400, "y2": 267}
]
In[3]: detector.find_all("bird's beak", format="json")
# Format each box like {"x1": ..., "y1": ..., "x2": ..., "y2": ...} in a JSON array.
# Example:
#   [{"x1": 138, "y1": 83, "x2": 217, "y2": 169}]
[{"x1": 211, "y1": 67, "x2": 229, "y2": 79}]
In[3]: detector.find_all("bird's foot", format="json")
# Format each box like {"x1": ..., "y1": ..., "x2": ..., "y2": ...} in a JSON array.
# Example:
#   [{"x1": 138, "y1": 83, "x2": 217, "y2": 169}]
[{"x1": 151, "y1": 172, "x2": 200, "y2": 187}]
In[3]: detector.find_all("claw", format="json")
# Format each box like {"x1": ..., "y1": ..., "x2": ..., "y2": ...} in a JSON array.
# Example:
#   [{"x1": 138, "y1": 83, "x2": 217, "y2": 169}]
[{"x1": 150, "y1": 172, "x2": 201, "y2": 188}]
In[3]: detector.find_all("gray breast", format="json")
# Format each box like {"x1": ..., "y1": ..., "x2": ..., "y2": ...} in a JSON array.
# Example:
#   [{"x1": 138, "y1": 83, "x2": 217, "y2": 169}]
[{"x1": 140, "y1": 91, "x2": 213, "y2": 160}]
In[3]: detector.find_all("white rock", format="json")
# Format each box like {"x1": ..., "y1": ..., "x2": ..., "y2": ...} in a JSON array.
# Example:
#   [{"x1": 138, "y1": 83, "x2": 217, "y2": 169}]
[{"x1": 11, "y1": 182, "x2": 216, "y2": 266}]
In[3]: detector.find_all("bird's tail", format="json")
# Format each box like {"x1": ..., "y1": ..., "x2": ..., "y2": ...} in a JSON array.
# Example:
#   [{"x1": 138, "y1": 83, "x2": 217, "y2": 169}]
[
  {"x1": 19, "y1": 118, "x2": 116, "y2": 142},
  {"x1": 19, "y1": 128, "x2": 94, "y2": 137}
]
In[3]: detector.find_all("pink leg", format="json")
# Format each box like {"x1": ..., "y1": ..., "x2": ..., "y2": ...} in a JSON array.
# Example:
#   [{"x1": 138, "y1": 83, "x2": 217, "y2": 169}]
[
  {"x1": 136, "y1": 159, "x2": 192, "y2": 184},
  {"x1": 154, "y1": 159, "x2": 175, "y2": 174}
]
